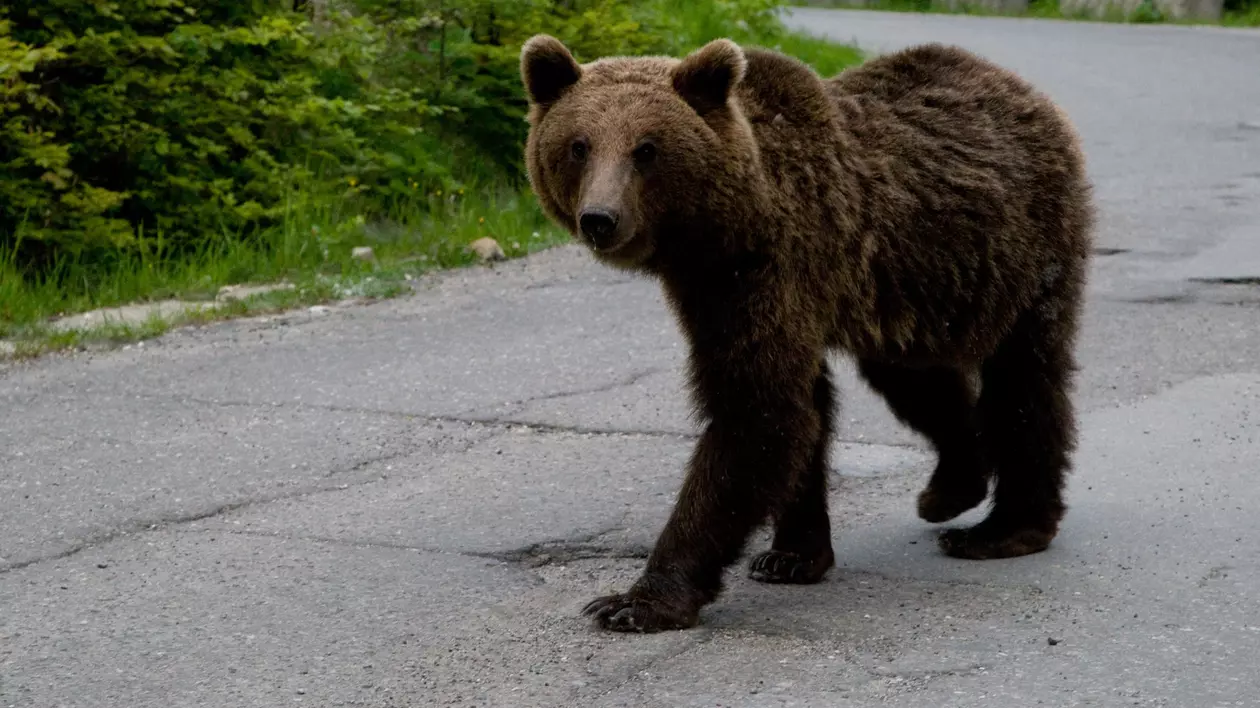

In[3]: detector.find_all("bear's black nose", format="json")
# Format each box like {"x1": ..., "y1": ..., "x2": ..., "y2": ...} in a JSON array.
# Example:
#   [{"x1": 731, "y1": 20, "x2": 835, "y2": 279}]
[{"x1": 579, "y1": 208, "x2": 619, "y2": 248}]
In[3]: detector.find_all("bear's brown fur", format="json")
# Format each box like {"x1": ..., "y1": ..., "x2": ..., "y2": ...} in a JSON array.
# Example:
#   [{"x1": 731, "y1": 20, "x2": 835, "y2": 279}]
[{"x1": 520, "y1": 35, "x2": 1093, "y2": 633}]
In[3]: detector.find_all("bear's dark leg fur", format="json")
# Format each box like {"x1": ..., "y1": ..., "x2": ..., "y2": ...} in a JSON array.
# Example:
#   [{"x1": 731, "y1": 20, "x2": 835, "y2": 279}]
[
  {"x1": 748, "y1": 363, "x2": 837, "y2": 584},
  {"x1": 583, "y1": 318, "x2": 824, "y2": 632},
  {"x1": 939, "y1": 298, "x2": 1079, "y2": 559},
  {"x1": 857, "y1": 361, "x2": 990, "y2": 524}
]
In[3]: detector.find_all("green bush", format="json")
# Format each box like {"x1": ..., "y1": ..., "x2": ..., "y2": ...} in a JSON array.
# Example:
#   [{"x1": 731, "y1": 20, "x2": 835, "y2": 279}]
[
  {"x1": 1, "y1": 0, "x2": 861, "y2": 303},
  {"x1": 1, "y1": 2, "x2": 453, "y2": 261}
]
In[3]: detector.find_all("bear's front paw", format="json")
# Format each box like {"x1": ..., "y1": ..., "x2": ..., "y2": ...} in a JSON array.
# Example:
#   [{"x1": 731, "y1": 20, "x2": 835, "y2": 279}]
[
  {"x1": 747, "y1": 548, "x2": 834, "y2": 584},
  {"x1": 582, "y1": 590, "x2": 699, "y2": 633}
]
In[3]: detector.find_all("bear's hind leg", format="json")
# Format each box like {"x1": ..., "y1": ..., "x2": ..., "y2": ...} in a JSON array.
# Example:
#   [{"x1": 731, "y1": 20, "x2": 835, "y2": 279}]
[
  {"x1": 748, "y1": 364, "x2": 837, "y2": 584},
  {"x1": 858, "y1": 360, "x2": 990, "y2": 524},
  {"x1": 938, "y1": 302, "x2": 1079, "y2": 560}
]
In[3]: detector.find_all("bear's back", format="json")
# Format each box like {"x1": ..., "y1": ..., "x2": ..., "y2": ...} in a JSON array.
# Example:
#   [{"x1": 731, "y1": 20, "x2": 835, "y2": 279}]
[
  {"x1": 823, "y1": 43, "x2": 1081, "y2": 184},
  {"x1": 826, "y1": 43, "x2": 1038, "y2": 112}
]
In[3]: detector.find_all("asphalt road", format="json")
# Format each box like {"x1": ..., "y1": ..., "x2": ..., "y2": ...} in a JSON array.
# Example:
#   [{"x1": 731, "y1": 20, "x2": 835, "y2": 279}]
[{"x1": 4, "y1": 10, "x2": 1260, "y2": 708}]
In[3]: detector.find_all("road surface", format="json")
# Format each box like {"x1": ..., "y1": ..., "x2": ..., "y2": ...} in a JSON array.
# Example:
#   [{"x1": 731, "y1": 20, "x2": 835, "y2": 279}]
[{"x1": 3, "y1": 10, "x2": 1260, "y2": 708}]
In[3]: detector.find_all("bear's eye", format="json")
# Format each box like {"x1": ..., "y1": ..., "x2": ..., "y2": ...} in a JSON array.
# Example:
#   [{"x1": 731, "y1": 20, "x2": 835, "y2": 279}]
[
  {"x1": 632, "y1": 142, "x2": 657, "y2": 166},
  {"x1": 570, "y1": 140, "x2": 588, "y2": 162}
]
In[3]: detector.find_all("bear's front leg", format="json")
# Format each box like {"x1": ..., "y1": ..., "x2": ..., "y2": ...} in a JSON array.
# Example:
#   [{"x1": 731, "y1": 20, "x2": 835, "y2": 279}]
[{"x1": 583, "y1": 348, "x2": 823, "y2": 633}]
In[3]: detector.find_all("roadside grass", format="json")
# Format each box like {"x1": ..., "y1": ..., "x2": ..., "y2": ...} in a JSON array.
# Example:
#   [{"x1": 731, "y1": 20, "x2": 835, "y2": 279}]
[
  {"x1": 1, "y1": 29, "x2": 865, "y2": 361},
  {"x1": 670, "y1": 1, "x2": 866, "y2": 76},
  {"x1": 793, "y1": 0, "x2": 1260, "y2": 26},
  {"x1": 2, "y1": 277, "x2": 417, "y2": 361},
  {"x1": 1, "y1": 185, "x2": 569, "y2": 358},
  {"x1": 764, "y1": 30, "x2": 867, "y2": 77},
  {"x1": 1223, "y1": 3, "x2": 1260, "y2": 24}
]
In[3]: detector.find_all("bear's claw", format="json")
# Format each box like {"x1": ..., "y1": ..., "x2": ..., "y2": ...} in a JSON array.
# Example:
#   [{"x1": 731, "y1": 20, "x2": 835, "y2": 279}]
[
  {"x1": 747, "y1": 549, "x2": 834, "y2": 584},
  {"x1": 582, "y1": 591, "x2": 698, "y2": 633}
]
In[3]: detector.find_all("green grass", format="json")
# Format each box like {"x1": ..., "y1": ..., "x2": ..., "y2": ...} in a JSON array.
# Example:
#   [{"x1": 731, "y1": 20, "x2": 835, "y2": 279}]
[
  {"x1": 765, "y1": 30, "x2": 866, "y2": 77},
  {"x1": 794, "y1": 0, "x2": 1260, "y2": 25},
  {"x1": 1, "y1": 27, "x2": 863, "y2": 361},
  {"x1": 9, "y1": 314, "x2": 176, "y2": 360},
  {"x1": 669, "y1": 1, "x2": 866, "y2": 76},
  {"x1": 1223, "y1": 3, "x2": 1260, "y2": 24},
  {"x1": 1, "y1": 184, "x2": 569, "y2": 354}
]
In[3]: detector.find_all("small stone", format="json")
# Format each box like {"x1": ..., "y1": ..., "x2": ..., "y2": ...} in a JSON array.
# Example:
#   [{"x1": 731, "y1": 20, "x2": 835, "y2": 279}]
[
  {"x1": 468, "y1": 237, "x2": 506, "y2": 262},
  {"x1": 351, "y1": 246, "x2": 376, "y2": 262},
  {"x1": 216, "y1": 282, "x2": 295, "y2": 303},
  {"x1": 308, "y1": 306, "x2": 331, "y2": 315},
  {"x1": 96, "y1": 563, "x2": 108, "y2": 569}
]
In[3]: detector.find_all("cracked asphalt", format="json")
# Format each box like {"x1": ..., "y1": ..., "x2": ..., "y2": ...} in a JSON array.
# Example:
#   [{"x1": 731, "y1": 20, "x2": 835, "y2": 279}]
[{"x1": 4, "y1": 10, "x2": 1260, "y2": 708}]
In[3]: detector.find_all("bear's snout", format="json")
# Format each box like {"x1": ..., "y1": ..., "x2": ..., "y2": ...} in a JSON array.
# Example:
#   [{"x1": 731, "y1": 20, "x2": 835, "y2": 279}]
[{"x1": 578, "y1": 207, "x2": 621, "y2": 250}]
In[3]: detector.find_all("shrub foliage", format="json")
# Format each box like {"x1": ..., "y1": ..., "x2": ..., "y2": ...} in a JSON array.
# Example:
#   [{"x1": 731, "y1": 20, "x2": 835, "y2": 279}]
[{"x1": 0, "y1": 0, "x2": 800, "y2": 268}]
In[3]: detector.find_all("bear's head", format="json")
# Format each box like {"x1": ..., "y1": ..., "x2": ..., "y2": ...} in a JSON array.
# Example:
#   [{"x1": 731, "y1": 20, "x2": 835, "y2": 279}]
[{"x1": 520, "y1": 35, "x2": 759, "y2": 271}]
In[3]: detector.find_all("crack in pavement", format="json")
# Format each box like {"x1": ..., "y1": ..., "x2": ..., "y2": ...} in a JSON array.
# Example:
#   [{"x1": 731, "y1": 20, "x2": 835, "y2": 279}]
[
  {"x1": 5, "y1": 490, "x2": 650, "y2": 578},
  {"x1": 0, "y1": 458, "x2": 415, "y2": 575},
  {"x1": 1, "y1": 387, "x2": 926, "y2": 574},
  {"x1": 113, "y1": 390, "x2": 688, "y2": 436},
  {"x1": 505, "y1": 366, "x2": 668, "y2": 407},
  {"x1": 108, "y1": 390, "x2": 700, "y2": 441},
  {"x1": 459, "y1": 417, "x2": 698, "y2": 441},
  {"x1": 253, "y1": 529, "x2": 436, "y2": 551},
  {"x1": 104, "y1": 390, "x2": 933, "y2": 453},
  {"x1": 181, "y1": 527, "x2": 460, "y2": 556},
  {"x1": 321, "y1": 430, "x2": 495, "y2": 478},
  {"x1": 464, "y1": 366, "x2": 670, "y2": 424},
  {"x1": 1189, "y1": 277, "x2": 1260, "y2": 286},
  {"x1": 190, "y1": 525, "x2": 653, "y2": 570}
]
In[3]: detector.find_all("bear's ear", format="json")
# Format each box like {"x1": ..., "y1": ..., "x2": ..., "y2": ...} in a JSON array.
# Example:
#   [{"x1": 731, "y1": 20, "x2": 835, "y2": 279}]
[
  {"x1": 521, "y1": 34, "x2": 583, "y2": 107},
  {"x1": 672, "y1": 38, "x2": 747, "y2": 116}
]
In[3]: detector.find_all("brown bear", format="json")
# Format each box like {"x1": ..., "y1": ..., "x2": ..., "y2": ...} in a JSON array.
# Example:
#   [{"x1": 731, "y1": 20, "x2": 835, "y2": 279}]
[{"x1": 519, "y1": 34, "x2": 1093, "y2": 633}]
